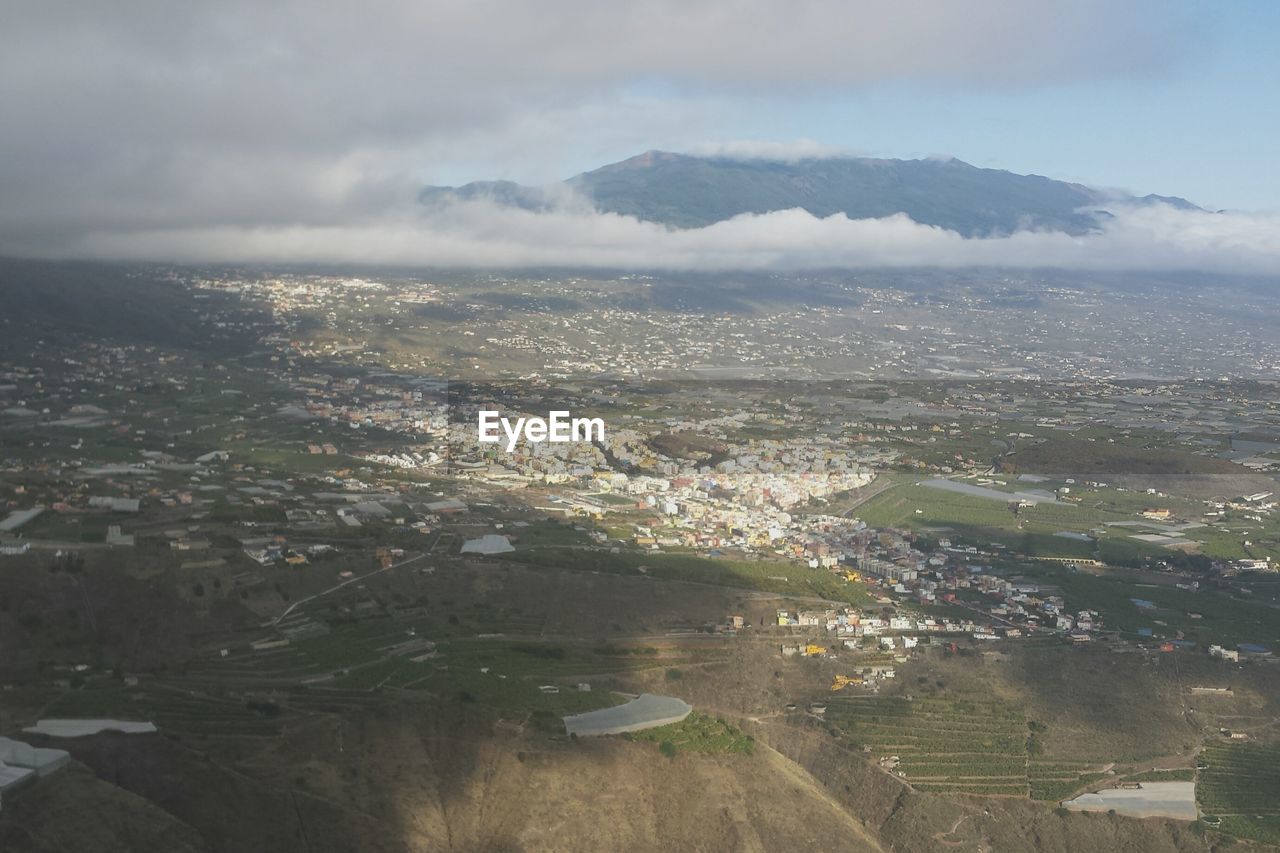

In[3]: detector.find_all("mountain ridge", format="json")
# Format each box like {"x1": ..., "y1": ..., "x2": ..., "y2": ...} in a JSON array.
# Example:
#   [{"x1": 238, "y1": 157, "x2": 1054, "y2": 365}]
[{"x1": 421, "y1": 150, "x2": 1200, "y2": 237}]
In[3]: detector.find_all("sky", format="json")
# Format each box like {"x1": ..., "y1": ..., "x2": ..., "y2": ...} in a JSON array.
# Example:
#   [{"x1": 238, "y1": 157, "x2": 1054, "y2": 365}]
[
  {"x1": 560, "y1": 12, "x2": 1280, "y2": 215},
  {"x1": 1, "y1": 0, "x2": 1278, "y2": 271}
]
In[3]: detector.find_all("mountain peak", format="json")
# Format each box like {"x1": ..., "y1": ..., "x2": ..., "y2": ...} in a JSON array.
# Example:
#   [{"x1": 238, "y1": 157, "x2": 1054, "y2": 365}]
[{"x1": 603, "y1": 150, "x2": 686, "y2": 170}]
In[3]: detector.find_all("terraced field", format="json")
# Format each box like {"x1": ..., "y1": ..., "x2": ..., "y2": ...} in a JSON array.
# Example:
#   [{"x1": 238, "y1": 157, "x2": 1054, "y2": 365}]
[
  {"x1": 42, "y1": 682, "x2": 292, "y2": 738},
  {"x1": 1026, "y1": 762, "x2": 1109, "y2": 801},
  {"x1": 1198, "y1": 742, "x2": 1280, "y2": 844},
  {"x1": 179, "y1": 608, "x2": 718, "y2": 719},
  {"x1": 825, "y1": 696, "x2": 1031, "y2": 795},
  {"x1": 36, "y1": 598, "x2": 729, "y2": 747},
  {"x1": 824, "y1": 697, "x2": 1107, "y2": 798}
]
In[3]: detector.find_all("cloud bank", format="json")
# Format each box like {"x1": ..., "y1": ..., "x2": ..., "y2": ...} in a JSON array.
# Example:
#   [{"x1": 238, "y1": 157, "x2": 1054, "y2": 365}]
[
  {"x1": 66, "y1": 198, "x2": 1280, "y2": 276},
  {"x1": 0, "y1": 0, "x2": 1215, "y2": 262}
]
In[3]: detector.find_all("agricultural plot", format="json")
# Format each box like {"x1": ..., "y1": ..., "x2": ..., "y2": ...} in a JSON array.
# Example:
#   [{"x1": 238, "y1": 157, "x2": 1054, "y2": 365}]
[
  {"x1": 188, "y1": 608, "x2": 705, "y2": 717},
  {"x1": 283, "y1": 685, "x2": 395, "y2": 715},
  {"x1": 177, "y1": 615, "x2": 452, "y2": 697},
  {"x1": 1120, "y1": 768, "x2": 1196, "y2": 784},
  {"x1": 852, "y1": 481, "x2": 1228, "y2": 562},
  {"x1": 510, "y1": 521, "x2": 597, "y2": 547},
  {"x1": 1026, "y1": 761, "x2": 1109, "y2": 801},
  {"x1": 17, "y1": 510, "x2": 115, "y2": 543},
  {"x1": 395, "y1": 638, "x2": 679, "y2": 717},
  {"x1": 41, "y1": 682, "x2": 290, "y2": 738},
  {"x1": 855, "y1": 483, "x2": 1102, "y2": 535},
  {"x1": 1042, "y1": 567, "x2": 1280, "y2": 647},
  {"x1": 1197, "y1": 742, "x2": 1280, "y2": 844},
  {"x1": 502, "y1": 547, "x2": 872, "y2": 605},
  {"x1": 825, "y1": 696, "x2": 1032, "y2": 796},
  {"x1": 825, "y1": 697, "x2": 1108, "y2": 799},
  {"x1": 626, "y1": 712, "x2": 754, "y2": 756},
  {"x1": 431, "y1": 531, "x2": 462, "y2": 553},
  {"x1": 48, "y1": 624, "x2": 675, "y2": 736}
]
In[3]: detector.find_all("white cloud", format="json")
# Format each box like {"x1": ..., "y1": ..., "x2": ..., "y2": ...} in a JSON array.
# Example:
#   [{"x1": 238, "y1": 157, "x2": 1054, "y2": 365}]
[
  {"x1": 63, "y1": 199, "x2": 1280, "y2": 276},
  {"x1": 0, "y1": 0, "x2": 1208, "y2": 256},
  {"x1": 687, "y1": 139, "x2": 855, "y2": 162}
]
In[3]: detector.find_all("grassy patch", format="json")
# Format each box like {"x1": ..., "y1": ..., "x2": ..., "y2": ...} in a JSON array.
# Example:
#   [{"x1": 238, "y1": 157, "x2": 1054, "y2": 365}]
[
  {"x1": 500, "y1": 546, "x2": 872, "y2": 605},
  {"x1": 627, "y1": 712, "x2": 754, "y2": 756}
]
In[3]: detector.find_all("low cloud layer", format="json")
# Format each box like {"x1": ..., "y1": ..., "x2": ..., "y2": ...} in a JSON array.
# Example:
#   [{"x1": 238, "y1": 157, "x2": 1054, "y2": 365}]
[
  {"x1": 66, "y1": 198, "x2": 1280, "y2": 276},
  {"x1": 0, "y1": 1, "x2": 1215, "y2": 261}
]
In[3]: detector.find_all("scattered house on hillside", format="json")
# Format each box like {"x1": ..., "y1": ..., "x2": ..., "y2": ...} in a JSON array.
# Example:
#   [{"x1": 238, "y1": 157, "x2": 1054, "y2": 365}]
[{"x1": 1209, "y1": 644, "x2": 1240, "y2": 662}]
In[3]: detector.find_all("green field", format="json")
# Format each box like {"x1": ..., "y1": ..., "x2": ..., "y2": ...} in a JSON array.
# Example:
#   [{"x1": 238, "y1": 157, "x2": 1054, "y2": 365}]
[
  {"x1": 855, "y1": 479, "x2": 1280, "y2": 564},
  {"x1": 182, "y1": 611, "x2": 711, "y2": 719},
  {"x1": 500, "y1": 546, "x2": 872, "y2": 605},
  {"x1": 508, "y1": 520, "x2": 596, "y2": 548},
  {"x1": 854, "y1": 481, "x2": 1280, "y2": 647},
  {"x1": 1198, "y1": 742, "x2": 1280, "y2": 844},
  {"x1": 47, "y1": 624, "x2": 659, "y2": 733},
  {"x1": 823, "y1": 696, "x2": 1112, "y2": 799},
  {"x1": 626, "y1": 711, "x2": 754, "y2": 756},
  {"x1": 1026, "y1": 764, "x2": 1110, "y2": 801},
  {"x1": 42, "y1": 681, "x2": 289, "y2": 738},
  {"x1": 1011, "y1": 561, "x2": 1280, "y2": 647}
]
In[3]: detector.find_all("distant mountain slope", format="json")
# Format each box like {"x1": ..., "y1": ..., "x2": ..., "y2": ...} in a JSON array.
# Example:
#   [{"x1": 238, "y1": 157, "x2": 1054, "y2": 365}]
[
  {"x1": 0, "y1": 257, "x2": 267, "y2": 356},
  {"x1": 422, "y1": 150, "x2": 1199, "y2": 237}
]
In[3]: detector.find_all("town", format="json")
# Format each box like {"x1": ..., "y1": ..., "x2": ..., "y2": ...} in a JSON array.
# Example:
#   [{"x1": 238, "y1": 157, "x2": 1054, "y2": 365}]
[{"x1": 1, "y1": 264, "x2": 1278, "y2": 848}]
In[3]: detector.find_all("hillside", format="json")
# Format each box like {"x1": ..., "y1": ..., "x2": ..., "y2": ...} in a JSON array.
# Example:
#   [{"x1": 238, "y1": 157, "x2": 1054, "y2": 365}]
[
  {"x1": 4, "y1": 682, "x2": 1226, "y2": 853},
  {"x1": 0, "y1": 763, "x2": 204, "y2": 853},
  {"x1": 422, "y1": 151, "x2": 1199, "y2": 236},
  {"x1": 0, "y1": 258, "x2": 267, "y2": 357}
]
